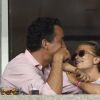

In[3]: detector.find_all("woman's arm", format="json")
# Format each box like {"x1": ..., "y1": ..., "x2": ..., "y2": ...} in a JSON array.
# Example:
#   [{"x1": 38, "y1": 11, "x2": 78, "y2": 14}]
[
  {"x1": 67, "y1": 72, "x2": 100, "y2": 94},
  {"x1": 63, "y1": 63, "x2": 76, "y2": 73}
]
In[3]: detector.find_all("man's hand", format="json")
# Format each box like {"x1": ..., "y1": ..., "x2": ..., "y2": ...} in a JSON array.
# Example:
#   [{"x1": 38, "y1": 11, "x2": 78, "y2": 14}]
[{"x1": 53, "y1": 47, "x2": 70, "y2": 63}]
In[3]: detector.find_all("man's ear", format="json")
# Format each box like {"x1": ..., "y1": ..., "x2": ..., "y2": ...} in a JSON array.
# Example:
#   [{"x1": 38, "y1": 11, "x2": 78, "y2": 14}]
[
  {"x1": 93, "y1": 57, "x2": 100, "y2": 65},
  {"x1": 41, "y1": 39, "x2": 49, "y2": 49}
]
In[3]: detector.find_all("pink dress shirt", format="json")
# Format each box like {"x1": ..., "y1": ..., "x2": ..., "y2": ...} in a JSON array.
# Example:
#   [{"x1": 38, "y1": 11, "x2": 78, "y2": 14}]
[{"x1": 1, "y1": 50, "x2": 82, "y2": 95}]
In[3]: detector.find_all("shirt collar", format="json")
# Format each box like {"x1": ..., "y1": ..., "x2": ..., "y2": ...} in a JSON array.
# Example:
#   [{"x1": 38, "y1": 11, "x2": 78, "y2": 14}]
[{"x1": 25, "y1": 49, "x2": 43, "y2": 70}]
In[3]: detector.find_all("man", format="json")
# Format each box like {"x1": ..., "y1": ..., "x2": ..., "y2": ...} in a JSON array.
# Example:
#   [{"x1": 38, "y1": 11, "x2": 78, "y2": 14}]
[{"x1": 1, "y1": 17, "x2": 82, "y2": 95}]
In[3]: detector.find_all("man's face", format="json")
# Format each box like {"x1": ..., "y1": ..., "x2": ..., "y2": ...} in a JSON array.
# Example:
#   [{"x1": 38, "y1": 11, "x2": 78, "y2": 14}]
[
  {"x1": 75, "y1": 44, "x2": 96, "y2": 70},
  {"x1": 43, "y1": 25, "x2": 64, "y2": 64},
  {"x1": 47, "y1": 25, "x2": 64, "y2": 55}
]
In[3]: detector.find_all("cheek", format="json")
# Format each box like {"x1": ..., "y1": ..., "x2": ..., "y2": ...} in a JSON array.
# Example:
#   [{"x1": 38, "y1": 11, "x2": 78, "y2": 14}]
[
  {"x1": 77, "y1": 62, "x2": 93, "y2": 69},
  {"x1": 50, "y1": 43, "x2": 62, "y2": 54},
  {"x1": 82, "y1": 58, "x2": 93, "y2": 68},
  {"x1": 77, "y1": 56, "x2": 94, "y2": 69},
  {"x1": 84, "y1": 60, "x2": 93, "y2": 66},
  {"x1": 86, "y1": 56, "x2": 94, "y2": 64}
]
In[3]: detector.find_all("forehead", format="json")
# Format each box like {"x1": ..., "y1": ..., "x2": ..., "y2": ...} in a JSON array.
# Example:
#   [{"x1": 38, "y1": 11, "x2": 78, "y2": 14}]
[
  {"x1": 77, "y1": 44, "x2": 94, "y2": 52},
  {"x1": 54, "y1": 25, "x2": 64, "y2": 37}
]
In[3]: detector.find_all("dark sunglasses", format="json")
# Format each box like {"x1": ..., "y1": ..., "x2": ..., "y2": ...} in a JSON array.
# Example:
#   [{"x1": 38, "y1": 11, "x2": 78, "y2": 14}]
[{"x1": 71, "y1": 50, "x2": 96, "y2": 61}]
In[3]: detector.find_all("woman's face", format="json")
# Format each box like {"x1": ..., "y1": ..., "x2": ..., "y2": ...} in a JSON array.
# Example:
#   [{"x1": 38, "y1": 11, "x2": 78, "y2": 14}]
[{"x1": 74, "y1": 44, "x2": 96, "y2": 70}]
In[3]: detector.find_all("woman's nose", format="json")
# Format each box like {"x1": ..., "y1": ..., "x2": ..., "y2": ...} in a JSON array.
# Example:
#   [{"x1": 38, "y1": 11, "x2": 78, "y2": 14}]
[{"x1": 75, "y1": 54, "x2": 78, "y2": 60}]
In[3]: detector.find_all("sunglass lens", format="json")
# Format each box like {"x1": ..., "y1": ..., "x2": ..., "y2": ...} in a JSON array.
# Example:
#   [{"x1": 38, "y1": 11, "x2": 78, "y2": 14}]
[{"x1": 78, "y1": 50, "x2": 85, "y2": 57}]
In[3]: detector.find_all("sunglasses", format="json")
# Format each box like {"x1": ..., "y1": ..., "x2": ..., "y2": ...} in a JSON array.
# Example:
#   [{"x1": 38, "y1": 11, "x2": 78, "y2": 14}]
[{"x1": 71, "y1": 50, "x2": 96, "y2": 61}]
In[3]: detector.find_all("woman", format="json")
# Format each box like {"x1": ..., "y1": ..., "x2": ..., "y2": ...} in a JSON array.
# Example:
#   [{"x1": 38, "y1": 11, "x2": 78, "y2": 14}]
[{"x1": 67, "y1": 41, "x2": 100, "y2": 94}]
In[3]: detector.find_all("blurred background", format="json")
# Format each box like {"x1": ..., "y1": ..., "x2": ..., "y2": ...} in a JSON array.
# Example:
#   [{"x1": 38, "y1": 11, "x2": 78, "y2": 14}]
[{"x1": 0, "y1": 0, "x2": 100, "y2": 74}]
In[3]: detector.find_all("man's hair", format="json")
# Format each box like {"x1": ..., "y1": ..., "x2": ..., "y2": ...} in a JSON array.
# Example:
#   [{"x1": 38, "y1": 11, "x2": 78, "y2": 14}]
[
  {"x1": 26, "y1": 17, "x2": 62, "y2": 52},
  {"x1": 80, "y1": 41, "x2": 100, "y2": 71}
]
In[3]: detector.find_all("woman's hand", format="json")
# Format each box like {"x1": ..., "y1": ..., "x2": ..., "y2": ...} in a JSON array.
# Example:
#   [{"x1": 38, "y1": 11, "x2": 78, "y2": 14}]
[{"x1": 75, "y1": 68, "x2": 91, "y2": 82}]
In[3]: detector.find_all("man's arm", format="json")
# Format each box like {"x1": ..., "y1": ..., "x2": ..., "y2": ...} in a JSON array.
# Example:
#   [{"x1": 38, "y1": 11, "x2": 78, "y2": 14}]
[
  {"x1": 47, "y1": 48, "x2": 69, "y2": 94},
  {"x1": 47, "y1": 58, "x2": 63, "y2": 94}
]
